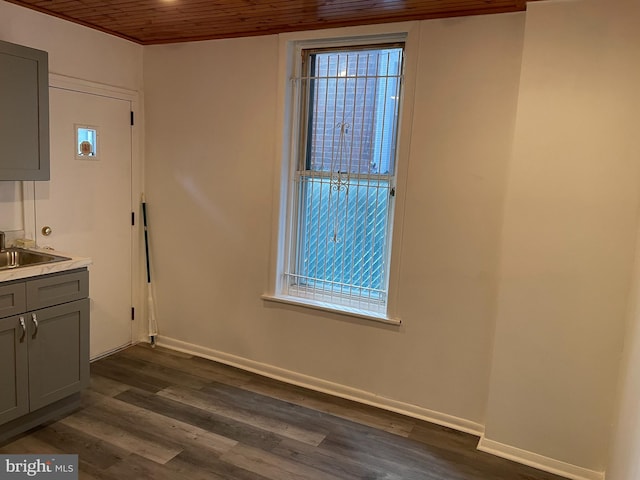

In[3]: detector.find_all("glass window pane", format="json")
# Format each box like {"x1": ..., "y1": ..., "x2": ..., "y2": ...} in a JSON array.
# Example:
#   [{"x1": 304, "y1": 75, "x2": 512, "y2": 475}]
[
  {"x1": 306, "y1": 48, "x2": 402, "y2": 175},
  {"x1": 296, "y1": 175, "x2": 390, "y2": 301},
  {"x1": 76, "y1": 126, "x2": 97, "y2": 158}
]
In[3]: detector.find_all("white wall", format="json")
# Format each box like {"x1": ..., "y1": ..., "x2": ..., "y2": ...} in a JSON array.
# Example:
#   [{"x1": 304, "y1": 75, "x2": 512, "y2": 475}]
[
  {"x1": 145, "y1": 3, "x2": 640, "y2": 476},
  {"x1": 0, "y1": 182, "x2": 23, "y2": 231},
  {"x1": 607, "y1": 6, "x2": 640, "y2": 478},
  {"x1": 397, "y1": 14, "x2": 525, "y2": 423},
  {"x1": 144, "y1": 13, "x2": 525, "y2": 431},
  {"x1": 609, "y1": 229, "x2": 640, "y2": 480},
  {"x1": 0, "y1": 0, "x2": 142, "y2": 234},
  {"x1": 5, "y1": 0, "x2": 640, "y2": 476},
  {"x1": 484, "y1": 0, "x2": 640, "y2": 474}
]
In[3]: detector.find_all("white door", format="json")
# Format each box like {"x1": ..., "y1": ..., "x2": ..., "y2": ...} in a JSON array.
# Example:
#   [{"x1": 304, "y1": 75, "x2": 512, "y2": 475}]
[{"x1": 35, "y1": 87, "x2": 133, "y2": 359}]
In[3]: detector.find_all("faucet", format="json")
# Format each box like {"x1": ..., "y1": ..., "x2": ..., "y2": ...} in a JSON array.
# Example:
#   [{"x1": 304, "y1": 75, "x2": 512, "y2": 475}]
[{"x1": 0, "y1": 231, "x2": 5, "y2": 251}]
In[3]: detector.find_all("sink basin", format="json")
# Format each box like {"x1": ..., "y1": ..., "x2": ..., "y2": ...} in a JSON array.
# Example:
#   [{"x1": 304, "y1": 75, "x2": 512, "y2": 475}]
[{"x1": 0, "y1": 248, "x2": 70, "y2": 271}]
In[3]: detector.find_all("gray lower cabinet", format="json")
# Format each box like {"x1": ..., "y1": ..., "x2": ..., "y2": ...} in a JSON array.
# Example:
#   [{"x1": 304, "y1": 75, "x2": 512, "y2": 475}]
[
  {"x1": 0, "y1": 269, "x2": 89, "y2": 441},
  {"x1": 0, "y1": 315, "x2": 29, "y2": 425}
]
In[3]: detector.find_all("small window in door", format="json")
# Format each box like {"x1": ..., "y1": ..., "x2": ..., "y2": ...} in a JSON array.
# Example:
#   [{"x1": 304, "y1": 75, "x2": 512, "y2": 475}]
[{"x1": 75, "y1": 125, "x2": 99, "y2": 160}]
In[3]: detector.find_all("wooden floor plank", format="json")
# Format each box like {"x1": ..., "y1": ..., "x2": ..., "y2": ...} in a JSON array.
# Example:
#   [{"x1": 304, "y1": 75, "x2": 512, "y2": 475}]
[
  {"x1": 158, "y1": 385, "x2": 327, "y2": 446},
  {"x1": 243, "y1": 374, "x2": 415, "y2": 437},
  {"x1": 220, "y1": 443, "x2": 345, "y2": 480},
  {"x1": 318, "y1": 432, "x2": 451, "y2": 480},
  {"x1": 30, "y1": 422, "x2": 128, "y2": 470},
  {"x1": 102, "y1": 453, "x2": 194, "y2": 480},
  {"x1": 0, "y1": 434, "x2": 62, "y2": 455},
  {"x1": 119, "y1": 345, "x2": 254, "y2": 387},
  {"x1": 0, "y1": 344, "x2": 568, "y2": 480},
  {"x1": 89, "y1": 359, "x2": 172, "y2": 393},
  {"x1": 271, "y1": 437, "x2": 406, "y2": 480},
  {"x1": 167, "y1": 445, "x2": 273, "y2": 480},
  {"x1": 114, "y1": 387, "x2": 284, "y2": 453},
  {"x1": 88, "y1": 373, "x2": 132, "y2": 398},
  {"x1": 58, "y1": 410, "x2": 182, "y2": 464},
  {"x1": 98, "y1": 354, "x2": 218, "y2": 391},
  {"x1": 408, "y1": 421, "x2": 479, "y2": 451},
  {"x1": 83, "y1": 390, "x2": 238, "y2": 455}
]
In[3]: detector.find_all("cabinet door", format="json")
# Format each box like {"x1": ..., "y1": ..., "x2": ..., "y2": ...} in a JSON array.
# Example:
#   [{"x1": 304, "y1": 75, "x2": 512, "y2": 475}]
[
  {"x1": 0, "y1": 40, "x2": 49, "y2": 180},
  {"x1": 28, "y1": 299, "x2": 89, "y2": 411},
  {"x1": 0, "y1": 315, "x2": 29, "y2": 425}
]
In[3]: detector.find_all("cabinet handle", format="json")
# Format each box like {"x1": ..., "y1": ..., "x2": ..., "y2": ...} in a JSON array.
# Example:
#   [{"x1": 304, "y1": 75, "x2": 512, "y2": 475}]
[
  {"x1": 31, "y1": 313, "x2": 38, "y2": 339},
  {"x1": 19, "y1": 317, "x2": 26, "y2": 343}
]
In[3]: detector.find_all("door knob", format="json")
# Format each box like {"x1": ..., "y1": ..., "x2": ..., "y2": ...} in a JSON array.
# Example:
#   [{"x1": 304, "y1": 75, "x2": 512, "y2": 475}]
[{"x1": 41, "y1": 226, "x2": 52, "y2": 236}]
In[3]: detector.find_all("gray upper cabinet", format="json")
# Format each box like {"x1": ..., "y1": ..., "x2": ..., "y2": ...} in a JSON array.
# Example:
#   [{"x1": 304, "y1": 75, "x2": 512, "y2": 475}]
[{"x1": 0, "y1": 40, "x2": 49, "y2": 181}]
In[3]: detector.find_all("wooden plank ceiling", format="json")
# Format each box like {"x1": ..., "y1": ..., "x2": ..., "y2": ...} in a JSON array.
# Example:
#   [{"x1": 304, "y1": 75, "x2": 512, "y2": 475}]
[{"x1": 5, "y1": 0, "x2": 530, "y2": 45}]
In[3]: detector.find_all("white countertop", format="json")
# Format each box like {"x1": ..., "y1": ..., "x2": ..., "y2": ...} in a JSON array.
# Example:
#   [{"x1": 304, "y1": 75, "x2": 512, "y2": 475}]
[{"x1": 0, "y1": 248, "x2": 92, "y2": 283}]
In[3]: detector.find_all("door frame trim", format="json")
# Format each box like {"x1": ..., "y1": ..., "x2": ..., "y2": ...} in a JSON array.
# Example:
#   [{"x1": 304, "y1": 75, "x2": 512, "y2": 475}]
[{"x1": 23, "y1": 73, "x2": 143, "y2": 354}]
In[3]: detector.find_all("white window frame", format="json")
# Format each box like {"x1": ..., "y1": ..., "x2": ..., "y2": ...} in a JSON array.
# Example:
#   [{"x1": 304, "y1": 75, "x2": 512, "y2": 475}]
[{"x1": 264, "y1": 24, "x2": 419, "y2": 325}]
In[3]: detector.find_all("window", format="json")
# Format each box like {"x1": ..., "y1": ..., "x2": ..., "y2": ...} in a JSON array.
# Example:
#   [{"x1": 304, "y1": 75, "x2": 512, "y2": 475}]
[
  {"x1": 76, "y1": 125, "x2": 98, "y2": 160},
  {"x1": 280, "y1": 43, "x2": 405, "y2": 317}
]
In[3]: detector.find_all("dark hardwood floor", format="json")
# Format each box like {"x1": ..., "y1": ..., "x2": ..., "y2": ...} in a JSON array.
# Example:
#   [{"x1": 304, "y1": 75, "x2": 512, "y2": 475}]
[{"x1": 1, "y1": 345, "x2": 566, "y2": 480}]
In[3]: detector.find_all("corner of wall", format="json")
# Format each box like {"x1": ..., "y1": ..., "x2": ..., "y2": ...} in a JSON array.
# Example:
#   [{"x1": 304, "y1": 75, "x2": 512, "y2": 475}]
[{"x1": 478, "y1": 436, "x2": 605, "y2": 480}]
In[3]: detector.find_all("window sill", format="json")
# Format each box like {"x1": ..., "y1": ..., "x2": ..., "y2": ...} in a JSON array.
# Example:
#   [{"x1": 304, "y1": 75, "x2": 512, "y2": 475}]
[{"x1": 261, "y1": 294, "x2": 401, "y2": 326}]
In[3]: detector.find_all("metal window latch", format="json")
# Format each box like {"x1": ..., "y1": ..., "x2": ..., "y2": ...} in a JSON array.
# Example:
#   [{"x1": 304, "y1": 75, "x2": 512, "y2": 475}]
[{"x1": 390, "y1": 187, "x2": 396, "y2": 197}]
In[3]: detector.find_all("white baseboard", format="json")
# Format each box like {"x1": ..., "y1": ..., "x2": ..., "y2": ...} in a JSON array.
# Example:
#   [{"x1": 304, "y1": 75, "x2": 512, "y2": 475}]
[
  {"x1": 477, "y1": 436, "x2": 605, "y2": 480},
  {"x1": 156, "y1": 335, "x2": 484, "y2": 436}
]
